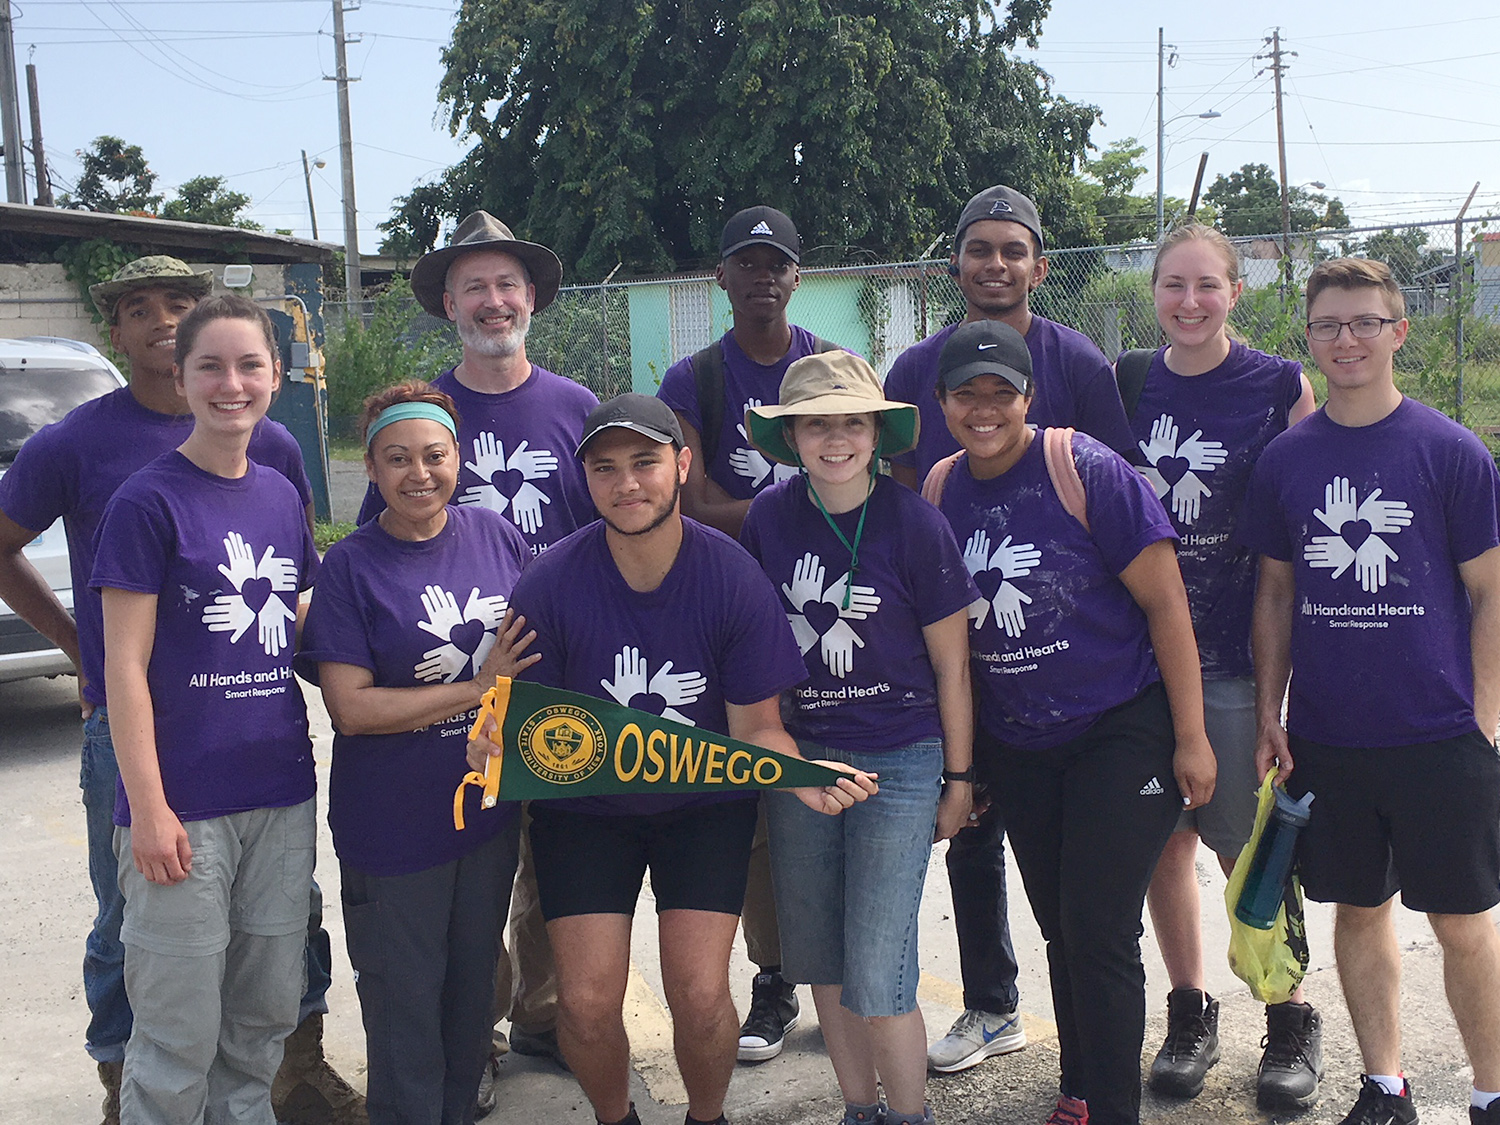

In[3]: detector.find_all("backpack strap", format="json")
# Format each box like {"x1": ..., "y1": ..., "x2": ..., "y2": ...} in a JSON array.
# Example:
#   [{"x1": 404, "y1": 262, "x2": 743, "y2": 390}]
[
  {"x1": 1042, "y1": 427, "x2": 1089, "y2": 532},
  {"x1": 1114, "y1": 348, "x2": 1155, "y2": 421},
  {"x1": 921, "y1": 451, "x2": 964, "y2": 505},
  {"x1": 690, "y1": 334, "x2": 840, "y2": 467},
  {"x1": 689, "y1": 340, "x2": 727, "y2": 466}
]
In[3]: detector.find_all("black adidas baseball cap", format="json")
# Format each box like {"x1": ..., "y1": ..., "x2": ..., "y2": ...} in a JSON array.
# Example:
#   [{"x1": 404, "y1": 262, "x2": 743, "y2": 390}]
[
  {"x1": 720, "y1": 206, "x2": 801, "y2": 263},
  {"x1": 953, "y1": 185, "x2": 1045, "y2": 256},
  {"x1": 938, "y1": 321, "x2": 1034, "y2": 395}
]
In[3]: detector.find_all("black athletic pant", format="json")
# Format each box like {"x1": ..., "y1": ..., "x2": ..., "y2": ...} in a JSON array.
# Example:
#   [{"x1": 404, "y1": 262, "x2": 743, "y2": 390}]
[
  {"x1": 993, "y1": 683, "x2": 1181, "y2": 1125},
  {"x1": 944, "y1": 745, "x2": 1021, "y2": 1013}
]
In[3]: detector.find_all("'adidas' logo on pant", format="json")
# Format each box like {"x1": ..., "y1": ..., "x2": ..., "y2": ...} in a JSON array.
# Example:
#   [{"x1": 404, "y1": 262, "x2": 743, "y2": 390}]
[{"x1": 1139, "y1": 776, "x2": 1164, "y2": 796}]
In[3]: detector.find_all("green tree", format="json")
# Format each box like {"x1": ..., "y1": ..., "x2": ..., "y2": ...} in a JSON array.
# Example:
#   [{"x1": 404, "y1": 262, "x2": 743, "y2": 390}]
[
  {"x1": 1071, "y1": 138, "x2": 1158, "y2": 245},
  {"x1": 160, "y1": 175, "x2": 262, "y2": 230},
  {"x1": 1362, "y1": 227, "x2": 1445, "y2": 286},
  {"x1": 381, "y1": 0, "x2": 1098, "y2": 276},
  {"x1": 60, "y1": 135, "x2": 162, "y2": 214},
  {"x1": 1203, "y1": 163, "x2": 1348, "y2": 237}
]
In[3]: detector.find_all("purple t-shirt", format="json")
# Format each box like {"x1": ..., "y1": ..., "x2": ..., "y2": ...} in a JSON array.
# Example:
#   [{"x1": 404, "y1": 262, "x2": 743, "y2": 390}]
[
  {"x1": 939, "y1": 432, "x2": 1177, "y2": 750},
  {"x1": 0, "y1": 386, "x2": 311, "y2": 708},
  {"x1": 885, "y1": 317, "x2": 1135, "y2": 482},
  {"x1": 1126, "y1": 342, "x2": 1304, "y2": 678},
  {"x1": 656, "y1": 326, "x2": 826, "y2": 498},
  {"x1": 91, "y1": 453, "x2": 319, "y2": 824},
  {"x1": 509, "y1": 517, "x2": 807, "y2": 816},
  {"x1": 357, "y1": 365, "x2": 597, "y2": 555},
  {"x1": 296, "y1": 505, "x2": 530, "y2": 876},
  {"x1": 740, "y1": 475, "x2": 978, "y2": 751},
  {"x1": 1243, "y1": 397, "x2": 1500, "y2": 748}
]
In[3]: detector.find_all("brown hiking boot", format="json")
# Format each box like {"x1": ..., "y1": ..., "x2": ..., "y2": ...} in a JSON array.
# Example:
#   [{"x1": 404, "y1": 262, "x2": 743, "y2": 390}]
[
  {"x1": 98, "y1": 1061, "x2": 122, "y2": 1125},
  {"x1": 271, "y1": 1012, "x2": 368, "y2": 1125}
]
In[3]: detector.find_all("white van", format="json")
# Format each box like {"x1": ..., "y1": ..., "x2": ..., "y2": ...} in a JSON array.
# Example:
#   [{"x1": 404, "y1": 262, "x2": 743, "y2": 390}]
[{"x1": 0, "y1": 337, "x2": 127, "y2": 683}]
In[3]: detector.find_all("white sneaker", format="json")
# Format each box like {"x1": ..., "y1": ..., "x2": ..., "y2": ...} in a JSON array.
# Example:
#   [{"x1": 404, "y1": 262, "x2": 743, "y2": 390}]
[{"x1": 926, "y1": 1008, "x2": 1026, "y2": 1073}]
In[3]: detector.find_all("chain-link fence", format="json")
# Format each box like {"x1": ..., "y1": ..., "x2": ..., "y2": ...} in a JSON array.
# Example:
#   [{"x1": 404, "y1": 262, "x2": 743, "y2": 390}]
[{"x1": 325, "y1": 215, "x2": 1500, "y2": 443}]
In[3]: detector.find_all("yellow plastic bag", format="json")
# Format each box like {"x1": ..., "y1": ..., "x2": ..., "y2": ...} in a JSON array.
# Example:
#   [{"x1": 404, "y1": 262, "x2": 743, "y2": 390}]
[{"x1": 1224, "y1": 773, "x2": 1310, "y2": 1004}]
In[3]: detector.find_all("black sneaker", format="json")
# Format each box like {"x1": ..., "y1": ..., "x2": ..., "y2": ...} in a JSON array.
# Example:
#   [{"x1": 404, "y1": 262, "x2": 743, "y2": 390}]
[
  {"x1": 738, "y1": 970, "x2": 799, "y2": 1062},
  {"x1": 1474, "y1": 1099, "x2": 1500, "y2": 1124},
  {"x1": 1258, "y1": 1001, "x2": 1325, "y2": 1111},
  {"x1": 1337, "y1": 1076, "x2": 1417, "y2": 1125},
  {"x1": 1147, "y1": 988, "x2": 1220, "y2": 1098},
  {"x1": 511, "y1": 1024, "x2": 570, "y2": 1072}
]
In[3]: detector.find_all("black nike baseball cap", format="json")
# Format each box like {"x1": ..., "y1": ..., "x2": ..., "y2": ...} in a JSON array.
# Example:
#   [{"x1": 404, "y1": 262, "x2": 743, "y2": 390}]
[{"x1": 938, "y1": 320, "x2": 1033, "y2": 395}]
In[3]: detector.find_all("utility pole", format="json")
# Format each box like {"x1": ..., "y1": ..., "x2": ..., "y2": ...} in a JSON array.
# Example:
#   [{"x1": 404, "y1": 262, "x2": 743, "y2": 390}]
[
  {"x1": 327, "y1": 0, "x2": 361, "y2": 314},
  {"x1": 301, "y1": 149, "x2": 319, "y2": 239},
  {"x1": 1155, "y1": 28, "x2": 1167, "y2": 242},
  {"x1": 1259, "y1": 29, "x2": 1296, "y2": 287},
  {"x1": 26, "y1": 62, "x2": 51, "y2": 206},
  {"x1": 0, "y1": 0, "x2": 26, "y2": 203}
]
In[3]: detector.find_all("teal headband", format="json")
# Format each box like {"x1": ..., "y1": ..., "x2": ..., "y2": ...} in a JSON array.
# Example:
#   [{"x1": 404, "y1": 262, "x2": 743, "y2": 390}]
[{"x1": 366, "y1": 402, "x2": 458, "y2": 448}]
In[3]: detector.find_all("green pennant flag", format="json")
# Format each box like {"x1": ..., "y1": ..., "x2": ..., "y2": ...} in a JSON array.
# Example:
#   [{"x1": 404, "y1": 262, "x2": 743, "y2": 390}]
[{"x1": 455, "y1": 677, "x2": 848, "y2": 828}]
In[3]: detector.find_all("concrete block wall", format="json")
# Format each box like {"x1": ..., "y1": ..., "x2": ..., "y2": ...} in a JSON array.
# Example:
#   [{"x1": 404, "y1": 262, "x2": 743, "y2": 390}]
[{"x1": 0, "y1": 263, "x2": 289, "y2": 348}]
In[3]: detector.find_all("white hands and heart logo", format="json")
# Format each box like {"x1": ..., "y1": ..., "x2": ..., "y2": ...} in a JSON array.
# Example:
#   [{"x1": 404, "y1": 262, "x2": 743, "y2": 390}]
[
  {"x1": 779, "y1": 551, "x2": 880, "y2": 679},
  {"x1": 457, "y1": 431, "x2": 559, "y2": 535},
  {"x1": 202, "y1": 532, "x2": 300, "y2": 656},
  {"x1": 1137, "y1": 414, "x2": 1228, "y2": 525},
  {"x1": 729, "y1": 399, "x2": 801, "y2": 489},
  {"x1": 600, "y1": 646, "x2": 707, "y2": 723},
  {"x1": 962, "y1": 530, "x2": 1041, "y2": 638},
  {"x1": 1304, "y1": 476, "x2": 1413, "y2": 593},
  {"x1": 413, "y1": 583, "x2": 509, "y2": 683}
]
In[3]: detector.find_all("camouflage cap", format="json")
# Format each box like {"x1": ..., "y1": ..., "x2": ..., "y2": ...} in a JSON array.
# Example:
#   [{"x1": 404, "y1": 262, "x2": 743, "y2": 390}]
[{"x1": 89, "y1": 255, "x2": 215, "y2": 324}]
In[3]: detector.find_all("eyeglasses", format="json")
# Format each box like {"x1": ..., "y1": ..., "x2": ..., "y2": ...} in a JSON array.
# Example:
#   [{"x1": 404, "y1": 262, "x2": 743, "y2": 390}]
[{"x1": 1306, "y1": 316, "x2": 1400, "y2": 342}]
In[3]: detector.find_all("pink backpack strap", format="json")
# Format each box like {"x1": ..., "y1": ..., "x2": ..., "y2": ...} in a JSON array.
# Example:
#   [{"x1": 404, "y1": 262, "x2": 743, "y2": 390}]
[
  {"x1": 921, "y1": 451, "x2": 965, "y2": 506},
  {"x1": 1042, "y1": 427, "x2": 1089, "y2": 532}
]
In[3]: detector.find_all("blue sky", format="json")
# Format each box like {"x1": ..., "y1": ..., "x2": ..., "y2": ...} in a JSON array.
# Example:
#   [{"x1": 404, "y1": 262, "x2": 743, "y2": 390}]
[{"x1": 11, "y1": 0, "x2": 1500, "y2": 271}]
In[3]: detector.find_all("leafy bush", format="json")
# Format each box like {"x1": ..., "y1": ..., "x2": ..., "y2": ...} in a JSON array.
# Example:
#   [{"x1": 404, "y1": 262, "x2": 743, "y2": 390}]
[{"x1": 323, "y1": 276, "x2": 460, "y2": 437}]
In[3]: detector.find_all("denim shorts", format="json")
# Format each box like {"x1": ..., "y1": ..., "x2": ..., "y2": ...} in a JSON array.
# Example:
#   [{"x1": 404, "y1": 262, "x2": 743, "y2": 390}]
[{"x1": 766, "y1": 738, "x2": 942, "y2": 1018}]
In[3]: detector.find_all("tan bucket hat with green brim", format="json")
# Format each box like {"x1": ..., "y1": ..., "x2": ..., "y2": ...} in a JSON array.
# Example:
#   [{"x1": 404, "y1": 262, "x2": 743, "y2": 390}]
[
  {"x1": 89, "y1": 255, "x2": 215, "y2": 324},
  {"x1": 746, "y1": 350, "x2": 920, "y2": 466},
  {"x1": 409, "y1": 210, "x2": 563, "y2": 320}
]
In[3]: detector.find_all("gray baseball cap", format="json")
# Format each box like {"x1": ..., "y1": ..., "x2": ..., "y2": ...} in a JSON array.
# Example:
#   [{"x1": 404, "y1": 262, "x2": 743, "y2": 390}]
[{"x1": 953, "y1": 185, "x2": 1045, "y2": 256}]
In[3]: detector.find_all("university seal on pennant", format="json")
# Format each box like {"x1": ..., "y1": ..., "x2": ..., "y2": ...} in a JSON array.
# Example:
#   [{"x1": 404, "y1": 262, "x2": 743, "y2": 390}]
[{"x1": 517, "y1": 705, "x2": 609, "y2": 784}]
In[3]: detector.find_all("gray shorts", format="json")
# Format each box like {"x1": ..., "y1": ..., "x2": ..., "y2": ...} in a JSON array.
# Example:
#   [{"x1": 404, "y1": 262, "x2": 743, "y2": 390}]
[{"x1": 1175, "y1": 677, "x2": 1259, "y2": 858}]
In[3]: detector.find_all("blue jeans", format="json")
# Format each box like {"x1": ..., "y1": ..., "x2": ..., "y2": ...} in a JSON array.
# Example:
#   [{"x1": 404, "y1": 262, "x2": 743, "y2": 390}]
[
  {"x1": 80, "y1": 708, "x2": 332, "y2": 1062},
  {"x1": 766, "y1": 739, "x2": 942, "y2": 1018}
]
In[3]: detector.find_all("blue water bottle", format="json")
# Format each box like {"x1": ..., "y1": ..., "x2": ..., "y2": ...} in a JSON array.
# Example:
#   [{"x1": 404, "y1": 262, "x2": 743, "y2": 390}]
[{"x1": 1234, "y1": 788, "x2": 1315, "y2": 930}]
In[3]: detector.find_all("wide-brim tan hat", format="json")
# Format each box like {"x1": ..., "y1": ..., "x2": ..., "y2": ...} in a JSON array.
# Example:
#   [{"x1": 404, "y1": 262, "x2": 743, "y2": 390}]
[
  {"x1": 746, "y1": 350, "x2": 919, "y2": 466},
  {"x1": 89, "y1": 255, "x2": 214, "y2": 323},
  {"x1": 409, "y1": 211, "x2": 563, "y2": 319}
]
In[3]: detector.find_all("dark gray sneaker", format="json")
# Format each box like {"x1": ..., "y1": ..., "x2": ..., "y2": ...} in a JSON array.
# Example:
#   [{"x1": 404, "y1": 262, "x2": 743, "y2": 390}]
[
  {"x1": 1474, "y1": 1098, "x2": 1500, "y2": 1124},
  {"x1": 511, "y1": 1024, "x2": 570, "y2": 1072},
  {"x1": 738, "y1": 971, "x2": 799, "y2": 1062},
  {"x1": 1337, "y1": 1076, "x2": 1417, "y2": 1125},
  {"x1": 1258, "y1": 1001, "x2": 1325, "y2": 1111},
  {"x1": 1147, "y1": 988, "x2": 1220, "y2": 1098}
]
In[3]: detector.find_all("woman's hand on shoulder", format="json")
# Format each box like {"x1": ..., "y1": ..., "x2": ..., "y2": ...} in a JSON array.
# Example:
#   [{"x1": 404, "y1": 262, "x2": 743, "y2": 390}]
[{"x1": 477, "y1": 609, "x2": 540, "y2": 686}]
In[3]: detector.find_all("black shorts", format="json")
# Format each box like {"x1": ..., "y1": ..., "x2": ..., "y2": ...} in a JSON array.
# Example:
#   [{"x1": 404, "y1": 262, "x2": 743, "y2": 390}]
[
  {"x1": 528, "y1": 797, "x2": 759, "y2": 920},
  {"x1": 1287, "y1": 729, "x2": 1500, "y2": 914}
]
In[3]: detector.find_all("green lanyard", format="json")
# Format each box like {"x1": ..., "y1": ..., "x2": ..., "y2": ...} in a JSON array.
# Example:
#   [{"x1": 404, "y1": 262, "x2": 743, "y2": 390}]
[{"x1": 799, "y1": 459, "x2": 875, "y2": 610}]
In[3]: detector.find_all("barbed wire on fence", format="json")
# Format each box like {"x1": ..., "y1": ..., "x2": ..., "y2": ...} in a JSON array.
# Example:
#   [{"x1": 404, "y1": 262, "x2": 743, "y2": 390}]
[{"x1": 323, "y1": 215, "x2": 1500, "y2": 440}]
